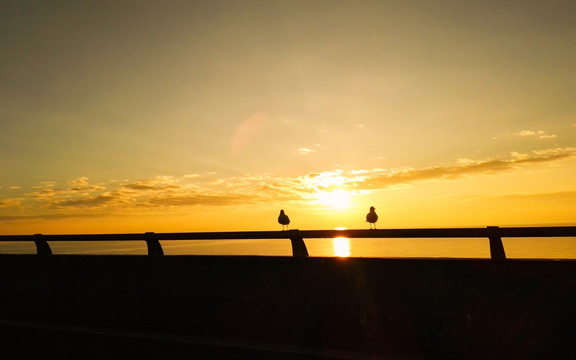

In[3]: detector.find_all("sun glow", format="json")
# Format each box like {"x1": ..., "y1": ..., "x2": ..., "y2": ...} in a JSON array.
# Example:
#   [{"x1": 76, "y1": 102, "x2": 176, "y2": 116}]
[
  {"x1": 316, "y1": 190, "x2": 352, "y2": 209},
  {"x1": 333, "y1": 237, "x2": 351, "y2": 257}
]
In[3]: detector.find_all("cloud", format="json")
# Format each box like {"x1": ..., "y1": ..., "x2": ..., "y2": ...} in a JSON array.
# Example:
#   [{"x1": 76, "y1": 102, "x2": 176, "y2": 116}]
[
  {"x1": 14, "y1": 173, "x2": 277, "y2": 213},
  {"x1": 531, "y1": 147, "x2": 575, "y2": 157},
  {"x1": 22, "y1": 179, "x2": 116, "y2": 210},
  {"x1": 352, "y1": 147, "x2": 575, "y2": 189},
  {"x1": 68, "y1": 177, "x2": 106, "y2": 192},
  {"x1": 298, "y1": 147, "x2": 317, "y2": 155},
  {"x1": 26, "y1": 178, "x2": 105, "y2": 199},
  {"x1": 493, "y1": 129, "x2": 559, "y2": 141},
  {"x1": 235, "y1": 148, "x2": 574, "y2": 202},
  {"x1": 123, "y1": 176, "x2": 181, "y2": 191},
  {"x1": 0, "y1": 213, "x2": 110, "y2": 221},
  {"x1": 148, "y1": 193, "x2": 255, "y2": 207},
  {"x1": 27, "y1": 187, "x2": 59, "y2": 199},
  {"x1": 31, "y1": 181, "x2": 56, "y2": 189},
  {"x1": 51, "y1": 194, "x2": 115, "y2": 208},
  {"x1": 298, "y1": 144, "x2": 320, "y2": 155},
  {"x1": 124, "y1": 182, "x2": 180, "y2": 191},
  {"x1": 2, "y1": 147, "x2": 574, "y2": 219},
  {"x1": 69, "y1": 177, "x2": 89, "y2": 187},
  {"x1": 0, "y1": 199, "x2": 21, "y2": 208},
  {"x1": 514, "y1": 130, "x2": 557, "y2": 139}
]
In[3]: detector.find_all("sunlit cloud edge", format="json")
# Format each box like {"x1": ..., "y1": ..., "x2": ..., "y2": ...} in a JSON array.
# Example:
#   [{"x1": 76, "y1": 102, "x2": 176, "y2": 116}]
[{"x1": 1, "y1": 146, "x2": 574, "y2": 218}]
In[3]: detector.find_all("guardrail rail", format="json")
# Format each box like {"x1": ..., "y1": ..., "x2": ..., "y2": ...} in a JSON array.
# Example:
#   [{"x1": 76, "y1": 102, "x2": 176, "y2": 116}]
[{"x1": 1, "y1": 226, "x2": 575, "y2": 260}]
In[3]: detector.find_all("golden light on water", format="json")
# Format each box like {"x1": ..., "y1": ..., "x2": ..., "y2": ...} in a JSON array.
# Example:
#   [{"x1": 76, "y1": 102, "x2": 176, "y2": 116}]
[{"x1": 333, "y1": 237, "x2": 351, "y2": 257}]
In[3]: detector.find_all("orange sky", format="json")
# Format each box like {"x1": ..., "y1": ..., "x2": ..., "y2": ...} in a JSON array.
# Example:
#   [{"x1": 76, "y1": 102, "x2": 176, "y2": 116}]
[{"x1": 1, "y1": 1, "x2": 575, "y2": 235}]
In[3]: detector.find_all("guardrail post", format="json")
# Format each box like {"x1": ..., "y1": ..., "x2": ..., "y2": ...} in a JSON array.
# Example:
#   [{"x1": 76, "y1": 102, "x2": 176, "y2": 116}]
[
  {"x1": 487, "y1": 226, "x2": 506, "y2": 261},
  {"x1": 33, "y1": 234, "x2": 52, "y2": 255},
  {"x1": 145, "y1": 232, "x2": 164, "y2": 256},
  {"x1": 289, "y1": 230, "x2": 309, "y2": 257}
]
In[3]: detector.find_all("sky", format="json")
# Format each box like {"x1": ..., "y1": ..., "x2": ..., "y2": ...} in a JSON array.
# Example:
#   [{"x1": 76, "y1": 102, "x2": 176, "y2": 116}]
[{"x1": 1, "y1": 0, "x2": 575, "y2": 235}]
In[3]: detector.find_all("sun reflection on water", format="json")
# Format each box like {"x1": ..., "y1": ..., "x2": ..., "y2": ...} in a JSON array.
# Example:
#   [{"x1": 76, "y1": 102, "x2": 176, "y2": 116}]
[{"x1": 333, "y1": 237, "x2": 351, "y2": 257}]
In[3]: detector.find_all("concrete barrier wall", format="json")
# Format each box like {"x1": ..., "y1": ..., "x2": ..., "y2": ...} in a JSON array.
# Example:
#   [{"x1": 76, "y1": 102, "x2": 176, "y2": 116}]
[{"x1": 1, "y1": 255, "x2": 575, "y2": 358}]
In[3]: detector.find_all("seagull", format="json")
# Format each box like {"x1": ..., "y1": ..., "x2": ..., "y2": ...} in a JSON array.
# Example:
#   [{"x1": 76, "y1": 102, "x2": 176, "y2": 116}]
[
  {"x1": 278, "y1": 209, "x2": 290, "y2": 231},
  {"x1": 366, "y1": 206, "x2": 378, "y2": 229}
]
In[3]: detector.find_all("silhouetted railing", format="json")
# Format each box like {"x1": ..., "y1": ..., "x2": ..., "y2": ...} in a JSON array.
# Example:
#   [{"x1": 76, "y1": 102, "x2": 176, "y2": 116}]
[{"x1": 1, "y1": 226, "x2": 575, "y2": 260}]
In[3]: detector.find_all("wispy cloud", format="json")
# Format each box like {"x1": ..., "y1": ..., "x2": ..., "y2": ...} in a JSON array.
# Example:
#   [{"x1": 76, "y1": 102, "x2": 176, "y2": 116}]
[
  {"x1": 350, "y1": 147, "x2": 575, "y2": 189},
  {"x1": 51, "y1": 194, "x2": 116, "y2": 209},
  {"x1": 298, "y1": 147, "x2": 317, "y2": 155},
  {"x1": 0, "y1": 199, "x2": 21, "y2": 208},
  {"x1": 14, "y1": 175, "x2": 283, "y2": 213},
  {"x1": 493, "y1": 129, "x2": 559, "y2": 141},
  {"x1": 148, "y1": 193, "x2": 254, "y2": 206},
  {"x1": 514, "y1": 130, "x2": 557, "y2": 139},
  {"x1": 68, "y1": 177, "x2": 105, "y2": 192},
  {"x1": 1, "y1": 147, "x2": 574, "y2": 219},
  {"x1": 0, "y1": 213, "x2": 110, "y2": 221},
  {"x1": 123, "y1": 176, "x2": 182, "y2": 191},
  {"x1": 298, "y1": 144, "x2": 320, "y2": 155}
]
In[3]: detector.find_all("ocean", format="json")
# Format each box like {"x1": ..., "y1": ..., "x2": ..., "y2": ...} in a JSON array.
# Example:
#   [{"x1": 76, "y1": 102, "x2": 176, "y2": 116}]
[{"x1": 1, "y1": 237, "x2": 575, "y2": 259}]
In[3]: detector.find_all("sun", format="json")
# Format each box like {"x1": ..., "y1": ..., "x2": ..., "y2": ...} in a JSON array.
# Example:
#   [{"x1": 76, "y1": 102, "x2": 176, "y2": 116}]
[{"x1": 316, "y1": 190, "x2": 352, "y2": 209}]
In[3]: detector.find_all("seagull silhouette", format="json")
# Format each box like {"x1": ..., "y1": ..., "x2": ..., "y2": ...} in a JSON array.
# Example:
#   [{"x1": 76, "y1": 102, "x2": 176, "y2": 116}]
[
  {"x1": 366, "y1": 206, "x2": 378, "y2": 229},
  {"x1": 278, "y1": 209, "x2": 290, "y2": 231}
]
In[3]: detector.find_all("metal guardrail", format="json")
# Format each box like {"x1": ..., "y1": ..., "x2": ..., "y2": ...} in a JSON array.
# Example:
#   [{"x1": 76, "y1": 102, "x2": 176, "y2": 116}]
[{"x1": 1, "y1": 226, "x2": 575, "y2": 260}]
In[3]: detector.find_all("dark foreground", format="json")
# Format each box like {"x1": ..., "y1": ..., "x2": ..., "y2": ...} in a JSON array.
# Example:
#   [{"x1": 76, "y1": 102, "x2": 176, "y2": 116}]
[{"x1": 1, "y1": 255, "x2": 575, "y2": 359}]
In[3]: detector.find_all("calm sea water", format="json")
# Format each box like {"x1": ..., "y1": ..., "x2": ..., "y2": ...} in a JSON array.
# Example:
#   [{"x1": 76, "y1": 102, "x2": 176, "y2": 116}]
[{"x1": 1, "y1": 237, "x2": 575, "y2": 259}]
